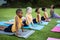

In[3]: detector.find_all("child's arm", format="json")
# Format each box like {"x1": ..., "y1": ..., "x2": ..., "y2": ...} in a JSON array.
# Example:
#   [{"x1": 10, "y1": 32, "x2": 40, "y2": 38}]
[
  {"x1": 21, "y1": 23, "x2": 24, "y2": 32},
  {"x1": 37, "y1": 14, "x2": 41, "y2": 22},
  {"x1": 26, "y1": 15, "x2": 30, "y2": 25},
  {"x1": 31, "y1": 17, "x2": 34, "y2": 25},
  {"x1": 44, "y1": 12, "x2": 48, "y2": 19},
  {"x1": 15, "y1": 17, "x2": 19, "y2": 35}
]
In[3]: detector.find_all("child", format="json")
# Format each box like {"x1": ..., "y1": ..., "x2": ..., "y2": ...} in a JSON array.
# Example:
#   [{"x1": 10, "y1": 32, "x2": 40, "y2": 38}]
[
  {"x1": 50, "y1": 4, "x2": 60, "y2": 18},
  {"x1": 0, "y1": 8, "x2": 24, "y2": 36},
  {"x1": 42, "y1": 7, "x2": 50, "y2": 22},
  {"x1": 23, "y1": 7, "x2": 34, "y2": 26},
  {"x1": 33, "y1": 8, "x2": 41, "y2": 23}
]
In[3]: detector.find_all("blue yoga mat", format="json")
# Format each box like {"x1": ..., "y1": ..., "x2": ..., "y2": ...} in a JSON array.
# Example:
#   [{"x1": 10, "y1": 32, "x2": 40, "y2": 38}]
[
  {"x1": 56, "y1": 20, "x2": 60, "y2": 23},
  {"x1": 56, "y1": 24, "x2": 60, "y2": 27},
  {"x1": 23, "y1": 24, "x2": 44, "y2": 30},
  {"x1": 9, "y1": 19, "x2": 14, "y2": 22},
  {"x1": 0, "y1": 21, "x2": 11, "y2": 27},
  {"x1": 41, "y1": 21, "x2": 49, "y2": 25}
]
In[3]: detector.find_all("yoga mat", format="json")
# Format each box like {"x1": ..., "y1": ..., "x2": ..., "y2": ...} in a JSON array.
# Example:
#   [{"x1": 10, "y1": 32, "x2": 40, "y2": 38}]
[
  {"x1": 9, "y1": 19, "x2": 14, "y2": 22},
  {"x1": 23, "y1": 24, "x2": 44, "y2": 30},
  {"x1": 0, "y1": 22, "x2": 11, "y2": 27},
  {"x1": 0, "y1": 29, "x2": 35, "y2": 39},
  {"x1": 47, "y1": 37, "x2": 60, "y2": 40},
  {"x1": 51, "y1": 26, "x2": 60, "y2": 32},
  {"x1": 0, "y1": 31, "x2": 14, "y2": 35},
  {"x1": 41, "y1": 21, "x2": 49, "y2": 25},
  {"x1": 15, "y1": 29, "x2": 35, "y2": 39},
  {"x1": 56, "y1": 24, "x2": 60, "y2": 27},
  {"x1": 0, "y1": 21, "x2": 6, "y2": 25},
  {"x1": 56, "y1": 20, "x2": 60, "y2": 23}
]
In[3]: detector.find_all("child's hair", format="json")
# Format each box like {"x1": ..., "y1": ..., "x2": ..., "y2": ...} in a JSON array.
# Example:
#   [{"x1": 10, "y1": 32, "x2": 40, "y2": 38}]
[
  {"x1": 42, "y1": 7, "x2": 46, "y2": 11},
  {"x1": 26, "y1": 7, "x2": 32, "y2": 13},
  {"x1": 52, "y1": 5, "x2": 55, "y2": 9},
  {"x1": 35, "y1": 7, "x2": 40, "y2": 12},
  {"x1": 16, "y1": 8, "x2": 22, "y2": 14},
  {"x1": 51, "y1": 4, "x2": 55, "y2": 9}
]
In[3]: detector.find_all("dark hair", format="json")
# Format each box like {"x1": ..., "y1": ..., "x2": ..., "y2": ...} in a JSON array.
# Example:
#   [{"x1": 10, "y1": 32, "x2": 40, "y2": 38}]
[
  {"x1": 52, "y1": 5, "x2": 55, "y2": 9},
  {"x1": 42, "y1": 7, "x2": 46, "y2": 11},
  {"x1": 35, "y1": 8, "x2": 40, "y2": 12},
  {"x1": 16, "y1": 8, "x2": 22, "y2": 14},
  {"x1": 51, "y1": 4, "x2": 55, "y2": 9}
]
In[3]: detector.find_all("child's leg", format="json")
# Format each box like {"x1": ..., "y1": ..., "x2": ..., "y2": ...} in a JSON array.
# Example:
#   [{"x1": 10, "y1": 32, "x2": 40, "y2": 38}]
[
  {"x1": 45, "y1": 18, "x2": 51, "y2": 22},
  {"x1": 41, "y1": 16, "x2": 45, "y2": 21},
  {"x1": 0, "y1": 26, "x2": 6, "y2": 31},
  {"x1": 4, "y1": 24, "x2": 13, "y2": 32},
  {"x1": 21, "y1": 26, "x2": 24, "y2": 32},
  {"x1": 33, "y1": 18, "x2": 37, "y2": 23},
  {"x1": 53, "y1": 13, "x2": 60, "y2": 18},
  {"x1": 23, "y1": 20, "x2": 28, "y2": 26}
]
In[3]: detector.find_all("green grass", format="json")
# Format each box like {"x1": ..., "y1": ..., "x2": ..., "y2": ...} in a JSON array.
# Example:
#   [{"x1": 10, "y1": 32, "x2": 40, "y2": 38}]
[{"x1": 0, "y1": 8, "x2": 60, "y2": 40}]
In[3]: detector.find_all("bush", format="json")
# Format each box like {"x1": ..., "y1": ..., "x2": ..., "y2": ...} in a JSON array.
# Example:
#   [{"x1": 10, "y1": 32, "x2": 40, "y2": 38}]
[{"x1": 3, "y1": 0, "x2": 60, "y2": 8}]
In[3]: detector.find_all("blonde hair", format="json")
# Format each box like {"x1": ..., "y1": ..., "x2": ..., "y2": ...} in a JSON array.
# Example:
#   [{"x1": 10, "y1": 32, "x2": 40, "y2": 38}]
[{"x1": 26, "y1": 7, "x2": 32, "y2": 13}]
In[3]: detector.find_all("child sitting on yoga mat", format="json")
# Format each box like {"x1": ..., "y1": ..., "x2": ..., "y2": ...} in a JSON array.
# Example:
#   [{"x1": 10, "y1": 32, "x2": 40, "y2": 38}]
[
  {"x1": 33, "y1": 8, "x2": 41, "y2": 23},
  {"x1": 23, "y1": 7, "x2": 34, "y2": 26},
  {"x1": 0, "y1": 8, "x2": 24, "y2": 36},
  {"x1": 50, "y1": 4, "x2": 60, "y2": 18},
  {"x1": 42, "y1": 7, "x2": 50, "y2": 22}
]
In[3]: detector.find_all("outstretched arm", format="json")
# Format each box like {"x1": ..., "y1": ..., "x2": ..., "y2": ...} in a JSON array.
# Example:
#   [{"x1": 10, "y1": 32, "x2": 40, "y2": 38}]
[{"x1": 15, "y1": 17, "x2": 19, "y2": 36}]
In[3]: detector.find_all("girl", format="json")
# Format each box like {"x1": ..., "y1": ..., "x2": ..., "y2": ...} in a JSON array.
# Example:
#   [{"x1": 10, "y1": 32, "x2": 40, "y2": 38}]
[
  {"x1": 23, "y1": 7, "x2": 34, "y2": 26},
  {"x1": 50, "y1": 4, "x2": 60, "y2": 18},
  {"x1": 33, "y1": 8, "x2": 41, "y2": 23},
  {"x1": 0, "y1": 8, "x2": 24, "y2": 36},
  {"x1": 42, "y1": 7, "x2": 50, "y2": 22}
]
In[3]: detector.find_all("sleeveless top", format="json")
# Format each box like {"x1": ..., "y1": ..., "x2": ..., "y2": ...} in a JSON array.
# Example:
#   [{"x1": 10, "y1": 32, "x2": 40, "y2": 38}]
[
  {"x1": 11, "y1": 16, "x2": 22, "y2": 32},
  {"x1": 26, "y1": 13, "x2": 33, "y2": 25}
]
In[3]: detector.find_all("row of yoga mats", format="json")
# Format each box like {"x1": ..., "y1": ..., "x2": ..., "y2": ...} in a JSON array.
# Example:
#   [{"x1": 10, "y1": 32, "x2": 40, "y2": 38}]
[
  {"x1": 0, "y1": 20, "x2": 49, "y2": 38},
  {"x1": 48, "y1": 20, "x2": 60, "y2": 40},
  {"x1": 0, "y1": 20, "x2": 60, "y2": 39}
]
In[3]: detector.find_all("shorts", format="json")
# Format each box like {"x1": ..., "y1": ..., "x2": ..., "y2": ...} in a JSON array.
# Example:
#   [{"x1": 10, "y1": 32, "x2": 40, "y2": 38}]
[{"x1": 4, "y1": 24, "x2": 13, "y2": 32}]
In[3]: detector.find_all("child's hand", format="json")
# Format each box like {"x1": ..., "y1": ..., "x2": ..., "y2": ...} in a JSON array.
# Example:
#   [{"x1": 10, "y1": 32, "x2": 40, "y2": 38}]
[
  {"x1": 15, "y1": 32, "x2": 19, "y2": 36},
  {"x1": 15, "y1": 32, "x2": 21, "y2": 37},
  {"x1": 31, "y1": 23, "x2": 34, "y2": 26},
  {"x1": 22, "y1": 23, "x2": 24, "y2": 26}
]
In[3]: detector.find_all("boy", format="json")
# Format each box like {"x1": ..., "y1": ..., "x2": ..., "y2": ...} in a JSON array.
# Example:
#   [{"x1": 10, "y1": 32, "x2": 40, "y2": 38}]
[{"x1": 0, "y1": 8, "x2": 24, "y2": 36}]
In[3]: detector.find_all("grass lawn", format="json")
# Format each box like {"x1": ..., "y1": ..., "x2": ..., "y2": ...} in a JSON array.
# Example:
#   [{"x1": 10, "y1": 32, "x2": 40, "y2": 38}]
[{"x1": 0, "y1": 8, "x2": 60, "y2": 40}]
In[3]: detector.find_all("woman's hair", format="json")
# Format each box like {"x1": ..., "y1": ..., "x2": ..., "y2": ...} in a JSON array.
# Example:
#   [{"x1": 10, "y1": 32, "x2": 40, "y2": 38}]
[
  {"x1": 51, "y1": 4, "x2": 55, "y2": 9},
  {"x1": 26, "y1": 7, "x2": 32, "y2": 13},
  {"x1": 35, "y1": 8, "x2": 40, "y2": 12},
  {"x1": 42, "y1": 7, "x2": 46, "y2": 11},
  {"x1": 16, "y1": 8, "x2": 22, "y2": 14}
]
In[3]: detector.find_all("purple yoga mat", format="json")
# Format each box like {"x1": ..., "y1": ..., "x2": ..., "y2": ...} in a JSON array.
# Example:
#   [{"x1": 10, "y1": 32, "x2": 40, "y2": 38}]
[
  {"x1": 47, "y1": 37, "x2": 60, "y2": 40},
  {"x1": 51, "y1": 26, "x2": 60, "y2": 32}
]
